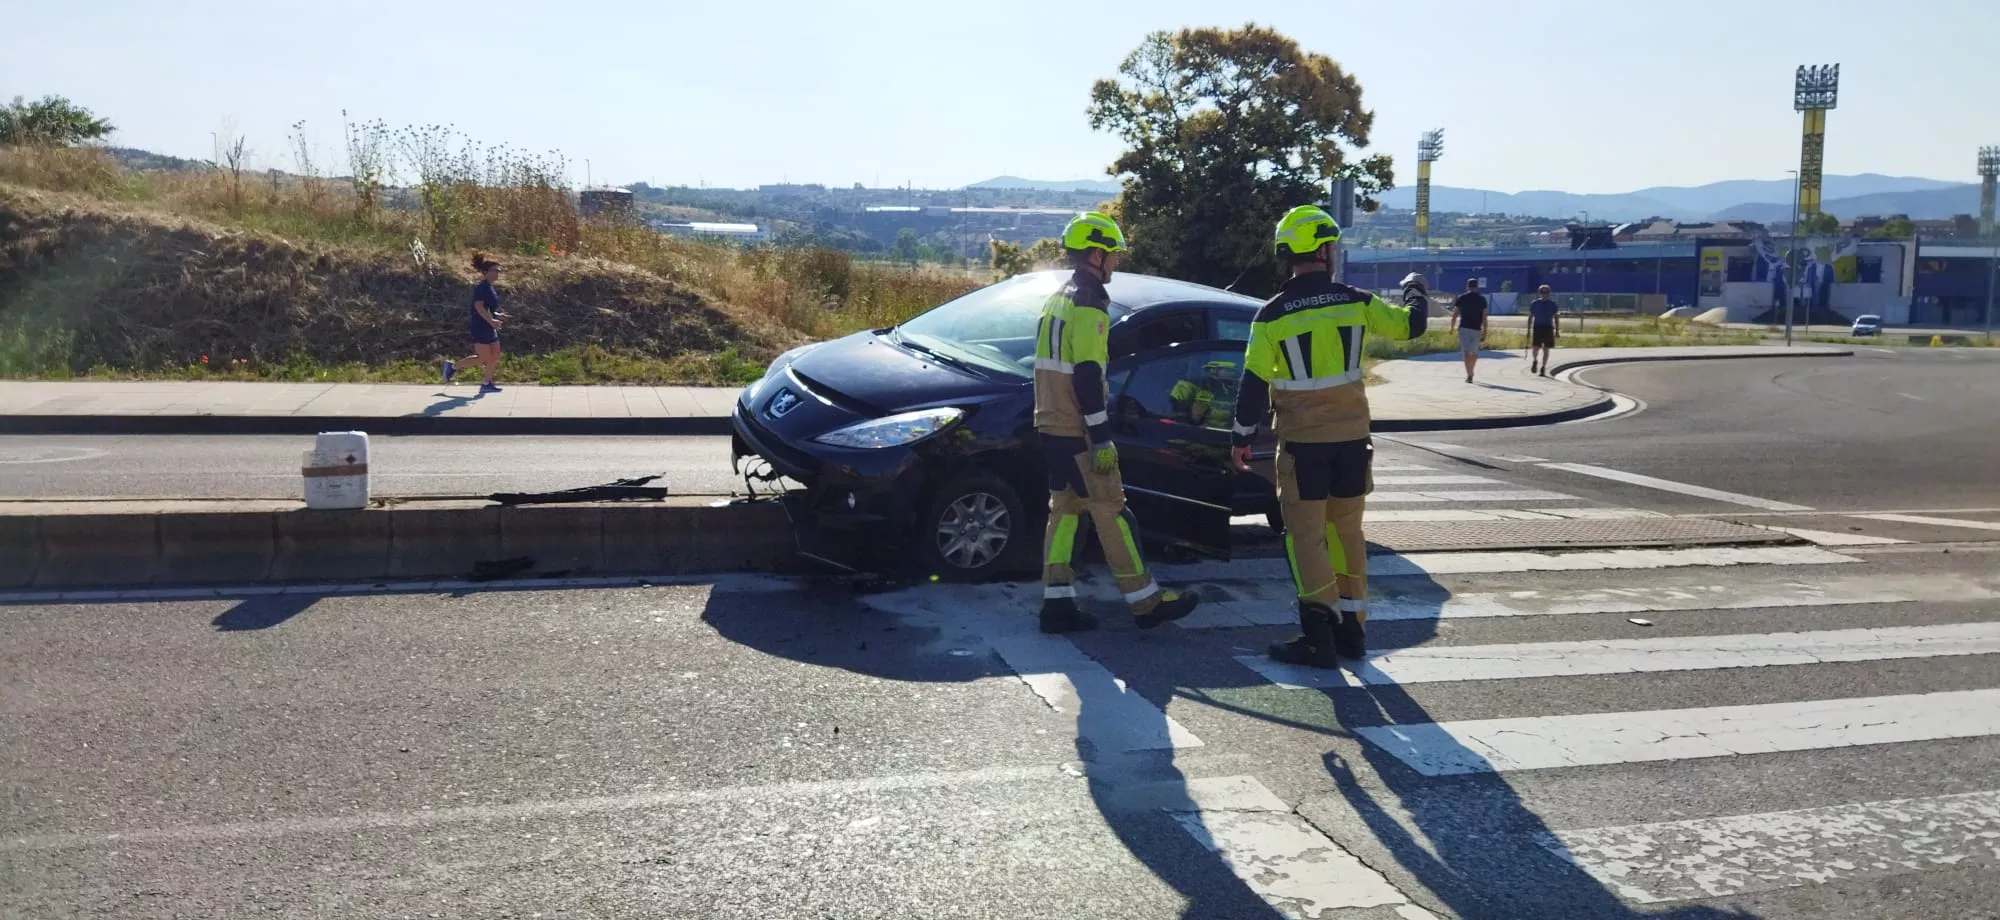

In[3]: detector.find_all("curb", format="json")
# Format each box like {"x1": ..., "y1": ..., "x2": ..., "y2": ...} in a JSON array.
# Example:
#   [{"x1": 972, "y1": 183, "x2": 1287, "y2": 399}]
[{"x1": 0, "y1": 414, "x2": 735, "y2": 437}]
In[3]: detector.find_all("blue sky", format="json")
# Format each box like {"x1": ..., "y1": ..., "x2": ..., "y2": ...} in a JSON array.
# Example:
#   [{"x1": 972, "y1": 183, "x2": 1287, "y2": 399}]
[{"x1": 5, "y1": 0, "x2": 1995, "y2": 193}]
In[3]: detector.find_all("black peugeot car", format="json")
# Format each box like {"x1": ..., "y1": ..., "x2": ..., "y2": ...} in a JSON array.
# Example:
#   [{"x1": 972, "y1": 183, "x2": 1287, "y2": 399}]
[{"x1": 731, "y1": 269, "x2": 1281, "y2": 579}]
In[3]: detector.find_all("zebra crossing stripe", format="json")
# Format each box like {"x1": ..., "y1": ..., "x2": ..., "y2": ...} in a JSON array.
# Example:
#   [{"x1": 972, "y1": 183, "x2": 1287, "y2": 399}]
[
  {"x1": 1235, "y1": 622, "x2": 2000, "y2": 689},
  {"x1": 1856, "y1": 512, "x2": 2000, "y2": 533},
  {"x1": 1372, "y1": 474, "x2": 1505, "y2": 486},
  {"x1": 1159, "y1": 545, "x2": 1854, "y2": 589},
  {"x1": 1160, "y1": 777, "x2": 1423, "y2": 914},
  {"x1": 1541, "y1": 789, "x2": 2000, "y2": 903},
  {"x1": 987, "y1": 636, "x2": 1203, "y2": 753},
  {"x1": 1353, "y1": 689, "x2": 2000, "y2": 776}
]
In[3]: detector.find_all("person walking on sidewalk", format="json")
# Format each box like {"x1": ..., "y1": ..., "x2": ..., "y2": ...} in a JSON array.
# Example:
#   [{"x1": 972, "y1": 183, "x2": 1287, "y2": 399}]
[
  {"x1": 444, "y1": 252, "x2": 506, "y2": 394},
  {"x1": 1229, "y1": 206, "x2": 1429, "y2": 666},
  {"x1": 1527, "y1": 284, "x2": 1559, "y2": 375},
  {"x1": 1033, "y1": 212, "x2": 1200, "y2": 634},
  {"x1": 1450, "y1": 278, "x2": 1488, "y2": 383}
]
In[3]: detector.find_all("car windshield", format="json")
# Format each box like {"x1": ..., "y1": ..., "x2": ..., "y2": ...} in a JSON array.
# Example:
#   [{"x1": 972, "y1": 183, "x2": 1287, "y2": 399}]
[
  {"x1": 894, "y1": 272, "x2": 1077, "y2": 378},
  {"x1": 1857, "y1": 315, "x2": 1881, "y2": 323}
]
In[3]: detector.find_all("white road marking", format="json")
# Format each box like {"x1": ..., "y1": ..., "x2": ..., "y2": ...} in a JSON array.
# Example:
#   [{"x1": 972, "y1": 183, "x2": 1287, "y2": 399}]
[
  {"x1": 1164, "y1": 776, "x2": 1426, "y2": 915},
  {"x1": 1236, "y1": 622, "x2": 2000, "y2": 689},
  {"x1": 1896, "y1": 391, "x2": 1926, "y2": 401},
  {"x1": 1158, "y1": 545, "x2": 1853, "y2": 587},
  {"x1": 1755, "y1": 525, "x2": 1910, "y2": 546},
  {"x1": 1855, "y1": 512, "x2": 2000, "y2": 533},
  {"x1": 1354, "y1": 689, "x2": 2000, "y2": 776},
  {"x1": 1487, "y1": 454, "x2": 1550, "y2": 463},
  {"x1": 1174, "y1": 572, "x2": 1998, "y2": 630},
  {"x1": 1369, "y1": 489, "x2": 1580, "y2": 504},
  {"x1": 1543, "y1": 789, "x2": 2000, "y2": 903},
  {"x1": 1233, "y1": 507, "x2": 1665, "y2": 526},
  {"x1": 1372, "y1": 474, "x2": 1504, "y2": 486},
  {"x1": 1539, "y1": 462, "x2": 1814, "y2": 512},
  {"x1": 988, "y1": 636, "x2": 1202, "y2": 752}
]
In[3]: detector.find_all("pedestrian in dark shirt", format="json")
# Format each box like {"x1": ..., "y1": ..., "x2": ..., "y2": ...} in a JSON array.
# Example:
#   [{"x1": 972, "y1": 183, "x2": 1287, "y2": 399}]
[
  {"x1": 1450, "y1": 279, "x2": 1488, "y2": 383},
  {"x1": 1527, "y1": 284, "x2": 1560, "y2": 375},
  {"x1": 444, "y1": 252, "x2": 507, "y2": 393}
]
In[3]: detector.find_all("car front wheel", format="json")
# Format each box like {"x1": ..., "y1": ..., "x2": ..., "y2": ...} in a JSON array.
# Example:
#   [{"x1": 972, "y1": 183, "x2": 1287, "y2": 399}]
[{"x1": 919, "y1": 469, "x2": 1028, "y2": 582}]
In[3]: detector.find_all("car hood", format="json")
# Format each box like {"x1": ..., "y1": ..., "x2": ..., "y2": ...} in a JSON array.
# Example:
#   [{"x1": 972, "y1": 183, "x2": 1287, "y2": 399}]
[{"x1": 785, "y1": 330, "x2": 1018, "y2": 413}]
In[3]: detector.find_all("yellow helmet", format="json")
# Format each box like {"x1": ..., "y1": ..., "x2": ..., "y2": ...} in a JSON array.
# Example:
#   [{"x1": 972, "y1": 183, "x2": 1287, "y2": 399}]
[
  {"x1": 1274, "y1": 205, "x2": 1341, "y2": 256},
  {"x1": 1062, "y1": 212, "x2": 1128, "y2": 253}
]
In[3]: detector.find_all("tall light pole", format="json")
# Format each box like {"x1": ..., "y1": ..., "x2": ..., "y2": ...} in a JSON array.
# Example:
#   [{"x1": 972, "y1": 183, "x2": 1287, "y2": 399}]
[
  {"x1": 1416, "y1": 129, "x2": 1444, "y2": 250},
  {"x1": 1794, "y1": 65, "x2": 1839, "y2": 221}
]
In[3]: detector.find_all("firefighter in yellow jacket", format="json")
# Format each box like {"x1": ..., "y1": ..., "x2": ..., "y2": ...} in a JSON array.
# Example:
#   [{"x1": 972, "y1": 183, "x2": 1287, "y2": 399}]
[
  {"x1": 1229, "y1": 206, "x2": 1429, "y2": 664},
  {"x1": 1034, "y1": 212, "x2": 1199, "y2": 634}
]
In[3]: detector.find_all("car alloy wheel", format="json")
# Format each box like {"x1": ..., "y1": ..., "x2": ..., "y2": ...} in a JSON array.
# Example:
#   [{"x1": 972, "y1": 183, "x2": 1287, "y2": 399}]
[{"x1": 935, "y1": 491, "x2": 1011, "y2": 570}]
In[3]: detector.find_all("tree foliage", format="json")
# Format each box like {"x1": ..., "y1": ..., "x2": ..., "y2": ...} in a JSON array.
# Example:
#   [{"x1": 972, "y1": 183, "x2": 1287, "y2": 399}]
[
  {"x1": 1087, "y1": 25, "x2": 1392, "y2": 291},
  {"x1": 1797, "y1": 212, "x2": 1841, "y2": 237},
  {"x1": 1867, "y1": 216, "x2": 1914, "y2": 239},
  {"x1": 0, "y1": 95, "x2": 114, "y2": 147},
  {"x1": 892, "y1": 228, "x2": 921, "y2": 265},
  {"x1": 989, "y1": 240, "x2": 1032, "y2": 277}
]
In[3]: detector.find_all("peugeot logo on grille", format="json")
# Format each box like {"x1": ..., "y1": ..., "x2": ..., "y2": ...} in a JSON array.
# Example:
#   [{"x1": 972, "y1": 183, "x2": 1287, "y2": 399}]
[{"x1": 766, "y1": 388, "x2": 801, "y2": 419}]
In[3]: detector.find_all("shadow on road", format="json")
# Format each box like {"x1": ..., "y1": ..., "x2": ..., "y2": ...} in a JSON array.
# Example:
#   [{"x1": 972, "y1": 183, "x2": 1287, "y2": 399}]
[
  {"x1": 417, "y1": 392, "x2": 479, "y2": 417},
  {"x1": 1472, "y1": 382, "x2": 1540, "y2": 394},
  {"x1": 211, "y1": 594, "x2": 318, "y2": 631}
]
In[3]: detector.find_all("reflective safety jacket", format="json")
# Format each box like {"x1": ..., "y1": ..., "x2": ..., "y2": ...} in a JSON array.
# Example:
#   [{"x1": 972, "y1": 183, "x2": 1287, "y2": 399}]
[
  {"x1": 1231, "y1": 272, "x2": 1428, "y2": 445},
  {"x1": 1033, "y1": 271, "x2": 1114, "y2": 443}
]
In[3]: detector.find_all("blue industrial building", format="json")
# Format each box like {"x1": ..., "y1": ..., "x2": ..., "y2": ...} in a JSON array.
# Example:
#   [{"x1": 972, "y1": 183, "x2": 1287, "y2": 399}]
[{"x1": 1346, "y1": 237, "x2": 1996, "y2": 327}]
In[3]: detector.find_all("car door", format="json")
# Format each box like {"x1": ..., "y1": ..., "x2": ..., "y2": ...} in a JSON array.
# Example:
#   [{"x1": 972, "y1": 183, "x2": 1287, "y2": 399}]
[{"x1": 1106, "y1": 340, "x2": 1250, "y2": 558}]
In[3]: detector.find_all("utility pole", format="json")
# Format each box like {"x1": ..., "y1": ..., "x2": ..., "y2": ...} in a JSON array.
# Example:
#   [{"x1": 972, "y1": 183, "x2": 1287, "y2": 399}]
[
  {"x1": 1980, "y1": 147, "x2": 1998, "y2": 341},
  {"x1": 1787, "y1": 169, "x2": 1801, "y2": 346}
]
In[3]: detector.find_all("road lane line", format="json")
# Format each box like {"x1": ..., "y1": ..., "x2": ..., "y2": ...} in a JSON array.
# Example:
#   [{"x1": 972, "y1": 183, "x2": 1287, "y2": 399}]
[
  {"x1": 1539, "y1": 462, "x2": 1813, "y2": 512},
  {"x1": 1371, "y1": 474, "x2": 1506, "y2": 486},
  {"x1": 1236, "y1": 622, "x2": 2000, "y2": 689},
  {"x1": 1755, "y1": 525, "x2": 1909, "y2": 546},
  {"x1": 988, "y1": 636, "x2": 1202, "y2": 752},
  {"x1": 1542, "y1": 789, "x2": 2000, "y2": 903},
  {"x1": 1353, "y1": 689, "x2": 2000, "y2": 776},
  {"x1": 1160, "y1": 546, "x2": 1852, "y2": 587},
  {"x1": 1855, "y1": 513, "x2": 2000, "y2": 533},
  {"x1": 1369, "y1": 489, "x2": 1580, "y2": 504}
]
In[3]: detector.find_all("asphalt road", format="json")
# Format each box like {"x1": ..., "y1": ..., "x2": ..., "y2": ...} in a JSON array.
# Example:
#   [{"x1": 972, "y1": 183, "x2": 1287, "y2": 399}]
[
  {"x1": 1386, "y1": 348, "x2": 2000, "y2": 521},
  {"x1": 0, "y1": 434, "x2": 747, "y2": 499},
  {"x1": 6, "y1": 547, "x2": 1998, "y2": 918}
]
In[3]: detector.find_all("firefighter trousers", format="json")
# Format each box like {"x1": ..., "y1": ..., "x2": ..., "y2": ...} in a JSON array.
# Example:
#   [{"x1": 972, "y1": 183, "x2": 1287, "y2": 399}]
[
  {"x1": 1275, "y1": 438, "x2": 1373, "y2": 623},
  {"x1": 1038, "y1": 434, "x2": 1163, "y2": 614}
]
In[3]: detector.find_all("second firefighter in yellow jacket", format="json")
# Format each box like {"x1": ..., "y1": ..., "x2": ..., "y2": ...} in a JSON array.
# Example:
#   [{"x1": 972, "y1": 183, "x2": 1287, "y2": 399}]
[{"x1": 1229, "y1": 205, "x2": 1429, "y2": 666}]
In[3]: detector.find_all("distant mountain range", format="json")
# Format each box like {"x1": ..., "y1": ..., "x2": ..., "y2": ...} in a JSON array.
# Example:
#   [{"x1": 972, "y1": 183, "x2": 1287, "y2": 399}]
[
  {"x1": 1376, "y1": 173, "x2": 1977, "y2": 222},
  {"x1": 967, "y1": 175, "x2": 1122, "y2": 194},
  {"x1": 970, "y1": 172, "x2": 1982, "y2": 222}
]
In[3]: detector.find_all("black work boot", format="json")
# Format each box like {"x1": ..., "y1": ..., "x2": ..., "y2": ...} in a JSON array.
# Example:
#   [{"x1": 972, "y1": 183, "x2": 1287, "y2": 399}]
[
  {"x1": 1268, "y1": 602, "x2": 1339, "y2": 669},
  {"x1": 1332, "y1": 603, "x2": 1367, "y2": 660},
  {"x1": 1039, "y1": 596, "x2": 1099, "y2": 634},
  {"x1": 1133, "y1": 589, "x2": 1199, "y2": 629}
]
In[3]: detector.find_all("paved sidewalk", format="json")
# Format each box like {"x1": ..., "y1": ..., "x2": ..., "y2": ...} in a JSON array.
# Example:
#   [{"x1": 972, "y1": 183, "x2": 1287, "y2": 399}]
[
  {"x1": 0, "y1": 345, "x2": 1848, "y2": 436},
  {"x1": 1370, "y1": 344, "x2": 1849, "y2": 429}
]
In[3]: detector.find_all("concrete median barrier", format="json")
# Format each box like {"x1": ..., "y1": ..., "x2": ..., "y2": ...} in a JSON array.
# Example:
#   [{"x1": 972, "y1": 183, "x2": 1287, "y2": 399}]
[
  {"x1": 5, "y1": 498, "x2": 799, "y2": 591},
  {"x1": 34, "y1": 513, "x2": 163, "y2": 589}
]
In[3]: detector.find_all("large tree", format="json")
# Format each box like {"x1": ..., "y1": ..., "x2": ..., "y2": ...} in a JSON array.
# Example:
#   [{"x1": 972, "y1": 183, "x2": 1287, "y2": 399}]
[
  {"x1": 0, "y1": 95, "x2": 114, "y2": 147},
  {"x1": 1088, "y1": 25, "x2": 1392, "y2": 291}
]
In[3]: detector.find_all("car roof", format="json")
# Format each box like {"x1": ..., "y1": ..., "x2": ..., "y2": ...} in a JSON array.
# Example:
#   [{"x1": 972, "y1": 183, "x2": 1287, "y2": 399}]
[{"x1": 1019, "y1": 269, "x2": 1264, "y2": 315}]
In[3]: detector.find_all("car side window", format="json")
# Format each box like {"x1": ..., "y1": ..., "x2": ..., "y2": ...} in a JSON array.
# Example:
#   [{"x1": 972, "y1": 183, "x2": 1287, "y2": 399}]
[
  {"x1": 1114, "y1": 347, "x2": 1246, "y2": 433},
  {"x1": 1110, "y1": 310, "x2": 1206, "y2": 360},
  {"x1": 1214, "y1": 316, "x2": 1252, "y2": 343}
]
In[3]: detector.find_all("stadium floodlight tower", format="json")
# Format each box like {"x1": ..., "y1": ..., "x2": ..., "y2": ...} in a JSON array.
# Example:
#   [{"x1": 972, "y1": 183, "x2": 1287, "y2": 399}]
[
  {"x1": 1416, "y1": 129, "x2": 1444, "y2": 250},
  {"x1": 1794, "y1": 65, "x2": 1839, "y2": 220},
  {"x1": 1978, "y1": 146, "x2": 1998, "y2": 237}
]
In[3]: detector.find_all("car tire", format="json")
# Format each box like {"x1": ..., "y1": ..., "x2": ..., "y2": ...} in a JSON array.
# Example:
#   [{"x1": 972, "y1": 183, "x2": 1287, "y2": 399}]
[{"x1": 918, "y1": 469, "x2": 1029, "y2": 582}]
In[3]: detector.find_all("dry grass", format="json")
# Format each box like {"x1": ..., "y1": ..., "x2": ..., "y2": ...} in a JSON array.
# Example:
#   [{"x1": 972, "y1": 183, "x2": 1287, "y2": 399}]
[{"x1": 0, "y1": 145, "x2": 985, "y2": 382}]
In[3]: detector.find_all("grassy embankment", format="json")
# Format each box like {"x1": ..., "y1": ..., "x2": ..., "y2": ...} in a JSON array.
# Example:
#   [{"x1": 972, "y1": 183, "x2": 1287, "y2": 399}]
[{"x1": 0, "y1": 144, "x2": 981, "y2": 385}]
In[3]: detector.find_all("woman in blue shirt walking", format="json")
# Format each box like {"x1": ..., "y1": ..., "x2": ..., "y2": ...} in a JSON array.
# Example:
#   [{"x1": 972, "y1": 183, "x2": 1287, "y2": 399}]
[{"x1": 444, "y1": 252, "x2": 506, "y2": 393}]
